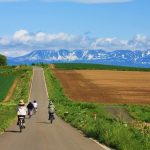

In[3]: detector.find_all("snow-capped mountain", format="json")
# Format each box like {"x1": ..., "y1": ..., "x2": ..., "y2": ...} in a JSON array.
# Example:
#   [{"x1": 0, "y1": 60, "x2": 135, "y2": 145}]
[{"x1": 7, "y1": 49, "x2": 150, "y2": 67}]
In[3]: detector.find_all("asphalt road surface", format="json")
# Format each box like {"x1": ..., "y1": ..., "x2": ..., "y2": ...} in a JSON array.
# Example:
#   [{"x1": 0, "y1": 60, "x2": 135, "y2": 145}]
[{"x1": 0, "y1": 67, "x2": 107, "y2": 150}]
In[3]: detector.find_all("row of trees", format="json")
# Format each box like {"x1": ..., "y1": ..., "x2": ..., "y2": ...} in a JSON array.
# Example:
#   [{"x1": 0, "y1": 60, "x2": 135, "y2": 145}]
[{"x1": 0, "y1": 54, "x2": 7, "y2": 66}]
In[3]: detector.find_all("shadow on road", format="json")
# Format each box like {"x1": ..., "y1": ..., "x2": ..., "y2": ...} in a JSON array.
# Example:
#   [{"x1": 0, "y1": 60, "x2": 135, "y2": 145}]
[{"x1": 5, "y1": 130, "x2": 21, "y2": 133}]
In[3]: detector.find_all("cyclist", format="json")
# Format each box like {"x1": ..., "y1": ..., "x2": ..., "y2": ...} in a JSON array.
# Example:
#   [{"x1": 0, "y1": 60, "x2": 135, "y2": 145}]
[
  {"x1": 27, "y1": 102, "x2": 34, "y2": 118},
  {"x1": 17, "y1": 100, "x2": 27, "y2": 127},
  {"x1": 48, "y1": 100, "x2": 55, "y2": 120},
  {"x1": 32, "y1": 100, "x2": 38, "y2": 113}
]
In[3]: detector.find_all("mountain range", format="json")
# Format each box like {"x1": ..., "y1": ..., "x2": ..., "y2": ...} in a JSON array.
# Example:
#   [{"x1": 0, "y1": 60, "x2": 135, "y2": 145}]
[{"x1": 7, "y1": 49, "x2": 150, "y2": 67}]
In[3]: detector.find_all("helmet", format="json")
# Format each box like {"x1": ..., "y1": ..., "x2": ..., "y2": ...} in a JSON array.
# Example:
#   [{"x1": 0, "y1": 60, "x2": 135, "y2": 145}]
[
  {"x1": 33, "y1": 100, "x2": 36, "y2": 103},
  {"x1": 19, "y1": 99, "x2": 25, "y2": 106}
]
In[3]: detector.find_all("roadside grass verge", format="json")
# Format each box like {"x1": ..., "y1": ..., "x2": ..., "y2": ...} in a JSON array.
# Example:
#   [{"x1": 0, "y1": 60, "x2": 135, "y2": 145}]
[
  {"x1": 44, "y1": 65, "x2": 150, "y2": 150},
  {"x1": 0, "y1": 104, "x2": 16, "y2": 133},
  {"x1": 10, "y1": 66, "x2": 32, "y2": 104},
  {"x1": 0, "y1": 66, "x2": 32, "y2": 133},
  {"x1": 127, "y1": 105, "x2": 150, "y2": 122}
]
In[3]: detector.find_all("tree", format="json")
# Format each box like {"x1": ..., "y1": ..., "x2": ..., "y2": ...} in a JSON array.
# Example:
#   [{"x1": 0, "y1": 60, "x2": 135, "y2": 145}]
[{"x1": 0, "y1": 54, "x2": 7, "y2": 66}]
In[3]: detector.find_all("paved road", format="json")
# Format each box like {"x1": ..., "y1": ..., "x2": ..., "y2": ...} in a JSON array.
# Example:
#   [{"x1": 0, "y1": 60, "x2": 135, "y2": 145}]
[{"x1": 0, "y1": 67, "x2": 106, "y2": 150}]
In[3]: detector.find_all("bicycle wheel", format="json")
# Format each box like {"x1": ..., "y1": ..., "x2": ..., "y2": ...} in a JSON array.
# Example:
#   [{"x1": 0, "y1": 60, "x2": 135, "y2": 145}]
[
  {"x1": 50, "y1": 116, "x2": 53, "y2": 124},
  {"x1": 19, "y1": 120, "x2": 22, "y2": 132}
]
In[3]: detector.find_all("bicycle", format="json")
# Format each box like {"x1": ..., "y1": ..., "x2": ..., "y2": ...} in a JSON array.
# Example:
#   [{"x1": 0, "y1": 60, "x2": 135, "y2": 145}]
[
  {"x1": 28, "y1": 109, "x2": 32, "y2": 119},
  {"x1": 18, "y1": 116, "x2": 25, "y2": 132},
  {"x1": 33, "y1": 107, "x2": 37, "y2": 115},
  {"x1": 48, "y1": 112, "x2": 54, "y2": 124}
]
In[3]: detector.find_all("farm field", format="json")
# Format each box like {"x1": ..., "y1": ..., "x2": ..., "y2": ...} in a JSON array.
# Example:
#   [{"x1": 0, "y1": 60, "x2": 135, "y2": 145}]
[
  {"x1": 0, "y1": 67, "x2": 16, "y2": 102},
  {"x1": 53, "y1": 69, "x2": 150, "y2": 104}
]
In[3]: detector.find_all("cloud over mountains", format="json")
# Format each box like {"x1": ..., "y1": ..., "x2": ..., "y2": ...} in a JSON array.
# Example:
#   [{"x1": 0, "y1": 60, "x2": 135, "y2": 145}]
[{"x1": 0, "y1": 29, "x2": 150, "y2": 57}]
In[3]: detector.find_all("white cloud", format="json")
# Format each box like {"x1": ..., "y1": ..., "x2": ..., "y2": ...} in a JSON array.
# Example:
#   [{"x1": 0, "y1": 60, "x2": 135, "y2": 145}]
[
  {"x1": 0, "y1": 29, "x2": 150, "y2": 57},
  {"x1": 91, "y1": 37, "x2": 128, "y2": 50},
  {"x1": 13, "y1": 30, "x2": 33, "y2": 43},
  {"x1": 43, "y1": 0, "x2": 133, "y2": 4},
  {"x1": 0, "y1": 49, "x2": 29, "y2": 57},
  {"x1": 127, "y1": 34, "x2": 150, "y2": 50},
  {"x1": 0, "y1": 37, "x2": 10, "y2": 45}
]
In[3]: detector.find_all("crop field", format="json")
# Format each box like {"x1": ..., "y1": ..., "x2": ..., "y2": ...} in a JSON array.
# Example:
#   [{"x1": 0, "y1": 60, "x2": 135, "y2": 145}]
[
  {"x1": 53, "y1": 69, "x2": 150, "y2": 104},
  {"x1": 54, "y1": 63, "x2": 150, "y2": 71},
  {"x1": 0, "y1": 74, "x2": 16, "y2": 102}
]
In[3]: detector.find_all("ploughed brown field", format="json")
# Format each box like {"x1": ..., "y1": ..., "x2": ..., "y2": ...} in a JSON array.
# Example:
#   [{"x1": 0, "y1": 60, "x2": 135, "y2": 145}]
[{"x1": 53, "y1": 70, "x2": 150, "y2": 104}]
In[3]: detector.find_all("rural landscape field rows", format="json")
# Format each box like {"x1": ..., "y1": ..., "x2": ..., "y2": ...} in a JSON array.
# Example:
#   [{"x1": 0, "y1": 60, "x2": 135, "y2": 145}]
[
  {"x1": 0, "y1": 68, "x2": 16, "y2": 102},
  {"x1": 53, "y1": 69, "x2": 150, "y2": 104}
]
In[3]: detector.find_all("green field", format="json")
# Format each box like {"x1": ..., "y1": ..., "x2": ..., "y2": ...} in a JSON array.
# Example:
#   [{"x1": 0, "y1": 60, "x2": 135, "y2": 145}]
[
  {"x1": 54, "y1": 63, "x2": 150, "y2": 71},
  {"x1": 0, "y1": 75, "x2": 16, "y2": 101},
  {"x1": 0, "y1": 67, "x2": 17, "y2": 102}
]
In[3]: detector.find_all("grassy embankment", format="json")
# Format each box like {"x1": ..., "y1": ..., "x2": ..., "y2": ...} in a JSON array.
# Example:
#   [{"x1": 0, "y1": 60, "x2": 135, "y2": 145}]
[
  {"x1": 44, "y1": 64, "x2": 150, "y2": 150},
  {"x1": 0, "y1": 66, "x2": 32, "y2": 133}
]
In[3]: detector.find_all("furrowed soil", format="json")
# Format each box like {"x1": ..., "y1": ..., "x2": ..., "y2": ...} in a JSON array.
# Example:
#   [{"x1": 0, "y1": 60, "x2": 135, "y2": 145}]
[{"x1": 53, "y1": 70, "x2": 150, "y2": 104}]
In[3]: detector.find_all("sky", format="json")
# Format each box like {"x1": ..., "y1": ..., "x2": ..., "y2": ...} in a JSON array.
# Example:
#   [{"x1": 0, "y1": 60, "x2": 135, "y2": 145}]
[{"x1": 0, "y1": 0, "x2": 150, "y2": 57}]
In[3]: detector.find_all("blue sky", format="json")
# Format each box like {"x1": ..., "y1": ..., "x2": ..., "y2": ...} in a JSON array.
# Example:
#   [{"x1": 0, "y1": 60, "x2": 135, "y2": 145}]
[{"x1": 0, "y1": 0, "x2": 150, "y2": 56}]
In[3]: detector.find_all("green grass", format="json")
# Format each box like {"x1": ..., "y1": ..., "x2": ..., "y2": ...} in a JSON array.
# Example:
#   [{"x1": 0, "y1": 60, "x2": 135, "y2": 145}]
[
  {"x1": 0, "y1": 104, "x2": 16, "y2": 133},
  {"x1": 10, "y1": 66, "x2": 32, "y2": 104},
  {"x1": 128, "y1": 105, "x2": 150, "y2": 122},
  {"x1": 44, "y1": 65, "x2": 150, "y2": 150},
  {"x1": 0, "y1": 69, "x2": 10, "y2": 73},
  {"x1": 0, "y1": 75, "x2": 16, "y2": 101},
  {"x1": 54, "y1": 63, "x2": 150, "y2": 71},
  {"x1": 0, "y1": 66, "x2": 16, "y2": 73}
]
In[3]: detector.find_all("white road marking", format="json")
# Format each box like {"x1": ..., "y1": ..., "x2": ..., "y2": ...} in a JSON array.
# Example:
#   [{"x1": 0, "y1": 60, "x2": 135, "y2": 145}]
[
  {"x1": 28, "y1": 67, "x2": 34, "y2": 102},
  {"x1": 42, "y1": 68, "x2": 49, "y2": 98},
  {"x1": 89, "y1": 138, "x2": 114, "y2": 150}
]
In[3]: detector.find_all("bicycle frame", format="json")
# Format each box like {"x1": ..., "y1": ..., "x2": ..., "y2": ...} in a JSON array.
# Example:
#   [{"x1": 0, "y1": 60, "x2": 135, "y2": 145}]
[{"x1": 18, "y1": 117, "x2": 24, "y2": 132}]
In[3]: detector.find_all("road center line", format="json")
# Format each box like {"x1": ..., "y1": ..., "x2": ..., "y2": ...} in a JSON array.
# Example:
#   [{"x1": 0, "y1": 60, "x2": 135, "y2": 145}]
[
  {"x1": 42, "y1": 68, "x2": 49, "y2": 98},
  {"x1": 28, "y1": 67, "x2": 34, "y2": 103},
  {"x1": 89, "y1": 138, "x2": 114, "y2": 150}
]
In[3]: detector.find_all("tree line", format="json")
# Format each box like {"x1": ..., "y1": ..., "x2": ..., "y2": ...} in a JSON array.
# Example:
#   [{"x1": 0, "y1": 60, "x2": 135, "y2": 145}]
[{"x1": 0, "y1": 54, "x2": 7, "y2": 66}]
